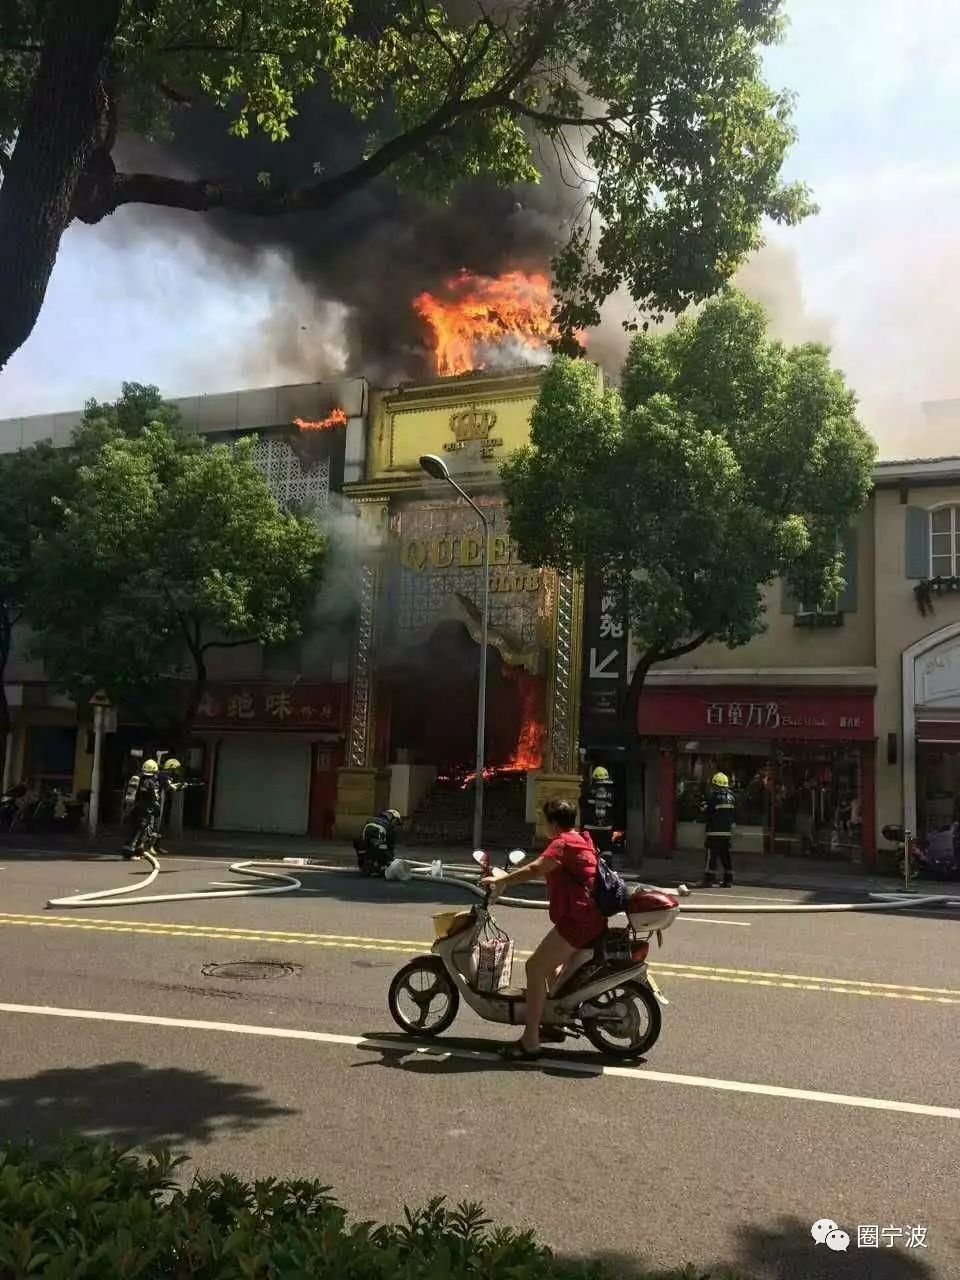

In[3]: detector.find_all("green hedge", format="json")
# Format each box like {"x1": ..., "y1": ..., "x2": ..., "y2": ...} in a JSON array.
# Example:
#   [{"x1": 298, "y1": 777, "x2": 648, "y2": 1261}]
[{"x1": 0, "y1": 1137, "x2": 737, "y2": 1279}]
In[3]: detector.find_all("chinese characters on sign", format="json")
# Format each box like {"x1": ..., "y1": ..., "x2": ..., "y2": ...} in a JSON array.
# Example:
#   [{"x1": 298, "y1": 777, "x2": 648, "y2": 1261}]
[
  {"x1": 704, "y1": 701, "x2": 848, "y2": 731},
  {"x1": 599, "y1": 591, "x2": 624, "y2": 641},
  {"x1": 857, "y1": 1225, "x2": 927, "y2": 1249},
  {"x1": 195, "y1": 686, "x2": 342, "y2": 731},
  {"x1": 581, "y1": 578, "x2": 628, "y2": 733},
  {"x1": 707, "y1": 701, "x2": 782, "y2": 728}
]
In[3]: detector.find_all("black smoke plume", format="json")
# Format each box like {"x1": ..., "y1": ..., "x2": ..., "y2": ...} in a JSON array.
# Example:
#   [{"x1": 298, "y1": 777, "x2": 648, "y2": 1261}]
[{"x1": 118, "y1": 88, "x2": 580, "y2": 385}]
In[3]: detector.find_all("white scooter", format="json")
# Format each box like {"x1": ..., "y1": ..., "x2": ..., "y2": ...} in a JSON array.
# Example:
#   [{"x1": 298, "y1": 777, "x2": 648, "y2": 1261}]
[{"x1": 387, "y1": 848, "x2": 680, "y2": 1058}]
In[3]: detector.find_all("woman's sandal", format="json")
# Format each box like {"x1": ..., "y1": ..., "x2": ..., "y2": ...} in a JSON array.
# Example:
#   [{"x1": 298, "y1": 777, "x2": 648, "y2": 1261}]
[
  {"x1": 500, "y1": 1041, "x2": 543, "y2": 1062},
  {"x1": 539, "y1": 1026, "x2": 566, "y2": 1044}
]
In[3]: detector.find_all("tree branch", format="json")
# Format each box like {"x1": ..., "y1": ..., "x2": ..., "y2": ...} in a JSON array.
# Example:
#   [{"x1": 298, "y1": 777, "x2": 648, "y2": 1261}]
[
  {"x1": 75, "y1": 0, "x2": 571, "y2": 224},
  {"x1": 504, "y1": 99, "x2": 615, "y2": 129},
  {"x1": 0, "y1": 0, "x2": 122, "y2": 365},
  {"x1": 200, "y1": 636, "x2": 260, "y2": 653},
  {"x1": 651, "y1": 631, "x2": 711, "y2": 664}
]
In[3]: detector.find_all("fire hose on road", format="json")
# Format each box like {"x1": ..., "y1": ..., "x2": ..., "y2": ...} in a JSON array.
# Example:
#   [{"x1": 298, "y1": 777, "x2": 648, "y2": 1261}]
[{"x1": 44, "y1": 853, "x2": 960, "y2": 914}]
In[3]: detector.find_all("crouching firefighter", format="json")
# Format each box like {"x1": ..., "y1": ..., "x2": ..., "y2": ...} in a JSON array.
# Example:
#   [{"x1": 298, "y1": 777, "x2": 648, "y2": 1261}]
[
  {"x1": 701, "y1": 772, "x2": 736, "y2": 887},
  {"x1": 354, "y1": 809, "x2": 402, "y2": 877}
]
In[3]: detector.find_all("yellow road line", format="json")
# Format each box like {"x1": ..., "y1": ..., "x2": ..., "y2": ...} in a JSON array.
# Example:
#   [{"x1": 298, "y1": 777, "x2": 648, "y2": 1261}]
[
  {"x1": 1, "y1": 912, "x2": 957, "y2": 1006},
  {"x1": 0, "y1": 912, "x2": 427, "y2": 948},
  {"x1": 651, "y1": 968, "x2": 960, "y2": 1006},
  {"x1": 650, "y1": 959, "x2": 960, "y2": 998}
]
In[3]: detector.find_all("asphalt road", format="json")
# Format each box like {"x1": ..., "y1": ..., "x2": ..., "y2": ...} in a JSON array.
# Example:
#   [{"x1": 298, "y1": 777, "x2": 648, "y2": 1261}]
[{"x1": 0, "y1": 847, "x2": 957, "y2": 1280}]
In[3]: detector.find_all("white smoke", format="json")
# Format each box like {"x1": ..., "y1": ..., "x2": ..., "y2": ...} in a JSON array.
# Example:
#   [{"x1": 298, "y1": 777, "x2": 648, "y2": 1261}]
[{"x1": 310, "y1": 492, "x2": 384, "y2": 626}]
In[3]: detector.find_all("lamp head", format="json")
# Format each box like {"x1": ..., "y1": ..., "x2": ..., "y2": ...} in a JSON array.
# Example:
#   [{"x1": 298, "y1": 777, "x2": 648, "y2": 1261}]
[{"x1": 419, "y1": 453, "x2": 450, "y2": 481}]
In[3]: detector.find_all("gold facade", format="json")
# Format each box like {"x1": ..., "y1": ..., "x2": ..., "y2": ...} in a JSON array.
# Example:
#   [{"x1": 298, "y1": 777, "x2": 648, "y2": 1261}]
[{"x1": 335, "y1": 368, "x2": 596, "y2": 840}]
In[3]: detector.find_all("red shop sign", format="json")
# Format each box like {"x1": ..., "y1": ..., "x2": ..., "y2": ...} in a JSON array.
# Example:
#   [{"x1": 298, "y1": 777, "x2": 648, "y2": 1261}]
[
  {"x1": 637, "y1": 687, "x2": 874, "y2": 741},
  {"x1": 194, "y1": 683, "x2": 347, "y2": 732}
]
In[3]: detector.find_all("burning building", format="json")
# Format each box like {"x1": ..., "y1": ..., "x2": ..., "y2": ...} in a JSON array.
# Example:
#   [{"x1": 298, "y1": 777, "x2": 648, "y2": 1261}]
[
  {"x1": 335, "y1": 356, "x2": 591, "y2": 843},
  {"x1": 326, "y1": 261, "x2": 590, "y2": 844}
]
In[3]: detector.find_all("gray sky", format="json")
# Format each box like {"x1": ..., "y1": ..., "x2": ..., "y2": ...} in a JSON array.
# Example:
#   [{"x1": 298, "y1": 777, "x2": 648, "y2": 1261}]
[{"x1": 1, "y1": 0, "x2": 957, "y2": 458}]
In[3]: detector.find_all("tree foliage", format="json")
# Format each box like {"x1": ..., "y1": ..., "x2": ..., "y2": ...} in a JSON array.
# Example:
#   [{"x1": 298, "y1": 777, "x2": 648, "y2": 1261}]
[
  {"x1": 503, "y1": 290, "x2": 877, "y2": 712},
  {"x1": 0, "y1": 441, "x2": 73, "y2": 738},
  {"x1": 0, "y1": 0, "x2": 812, "y2": 366},
  {"x1": 26, "y1": 385, "x2": 326, "y2": 737}
]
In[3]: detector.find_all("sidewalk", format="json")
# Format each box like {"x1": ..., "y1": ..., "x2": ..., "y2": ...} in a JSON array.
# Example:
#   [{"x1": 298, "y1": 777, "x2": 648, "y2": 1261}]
[{"x1": 2, "y1": 826, "x2": 902, "y2": 896}]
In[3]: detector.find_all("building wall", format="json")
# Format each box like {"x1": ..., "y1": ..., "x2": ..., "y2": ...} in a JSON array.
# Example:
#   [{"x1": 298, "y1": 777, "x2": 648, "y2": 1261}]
[
  {"x1": 873, "y1": 482, "x2": 960, "y2": 832},
  {"x1": 652, "y1": 505, "x2": 876, "y2": 675}
]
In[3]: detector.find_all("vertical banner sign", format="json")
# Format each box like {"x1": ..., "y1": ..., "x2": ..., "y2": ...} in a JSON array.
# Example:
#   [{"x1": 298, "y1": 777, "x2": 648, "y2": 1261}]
[{"x1": 580, "y1": 572, "x2": 628, "y2": 744}]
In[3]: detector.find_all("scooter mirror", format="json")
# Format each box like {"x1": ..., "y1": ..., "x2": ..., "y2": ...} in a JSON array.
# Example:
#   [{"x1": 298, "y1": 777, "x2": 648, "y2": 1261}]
[
  {"x1": 472, "y1": 849, "x2": 488, "y2": 866},
  {"x1": 881, "y1": 824, "x2": 904, "y2": 843},
  {"x1": 507, "y1": 849, "x2": 526, "y2": 866}
]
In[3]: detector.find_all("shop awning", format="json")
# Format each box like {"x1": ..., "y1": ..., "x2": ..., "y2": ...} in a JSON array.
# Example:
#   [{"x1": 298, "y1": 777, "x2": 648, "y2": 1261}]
[{"x1": 916, "y1": 719, "x2": 960, "y2": 743}]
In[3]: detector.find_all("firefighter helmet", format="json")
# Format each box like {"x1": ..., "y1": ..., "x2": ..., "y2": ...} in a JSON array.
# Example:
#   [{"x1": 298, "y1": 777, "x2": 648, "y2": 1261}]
[
  {"x1": 711, "y1": 772, "x2": 730, "y2": 788},
  {"x1": 141, "y1": 759, "x2": 159, "y2": 775},
  {"x1": 591, "y1": 766, "x2": 611, "y2": 783}
]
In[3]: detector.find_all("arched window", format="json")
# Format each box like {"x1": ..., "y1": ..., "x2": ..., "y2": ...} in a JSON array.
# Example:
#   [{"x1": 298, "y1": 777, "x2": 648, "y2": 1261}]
[{"x1": 930, "y1": 505, "x2": 960, "y2": 578}]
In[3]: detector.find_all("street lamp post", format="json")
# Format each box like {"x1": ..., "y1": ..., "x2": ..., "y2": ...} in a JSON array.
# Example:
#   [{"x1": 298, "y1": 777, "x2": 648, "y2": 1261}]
[{"x1": 419, "y1": 454, "x2": 491, "y2": 851}]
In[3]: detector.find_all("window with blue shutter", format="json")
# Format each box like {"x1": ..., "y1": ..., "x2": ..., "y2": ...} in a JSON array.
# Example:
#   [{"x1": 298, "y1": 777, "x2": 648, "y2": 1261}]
[
  {"x1": 905, "y1": 506, "x2": 932, "y2": 578},
  {"x1": 787, "y1": 528, "x2": 857, "y2": 624}
]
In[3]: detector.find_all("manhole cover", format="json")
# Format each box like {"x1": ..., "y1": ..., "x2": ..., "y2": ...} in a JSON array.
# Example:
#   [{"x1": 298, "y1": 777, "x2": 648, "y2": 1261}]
[{"x1": 202, "y1": 960, "x2": 300, "y2": 981}]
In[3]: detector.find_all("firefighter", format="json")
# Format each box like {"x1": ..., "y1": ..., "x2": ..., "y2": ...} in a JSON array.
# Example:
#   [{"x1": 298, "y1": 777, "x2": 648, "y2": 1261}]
[
  {"x1": 122, "y1": 758, "x2": 162, "y2": 859},
  {"x1": 582, "y1": 764, "x2": 616, "y2": 856},
  {"x1": 700, "y1": 771, "x2": 737, "y2": 887},
  {"x1": 354, "y1": 809, "x2": 401, "y2": 877},
  {"x1": 121, "y1": 757, "x2": 185, "y2": 859}
]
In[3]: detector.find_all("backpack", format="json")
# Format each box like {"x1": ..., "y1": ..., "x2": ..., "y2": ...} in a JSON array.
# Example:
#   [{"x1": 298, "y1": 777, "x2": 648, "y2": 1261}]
[
  {"x1": 567, "y1": 833, "x2": 630, "y2": 918},
  {"x1": 591, "y1": 856, "x2": 631, "y2": 917}
]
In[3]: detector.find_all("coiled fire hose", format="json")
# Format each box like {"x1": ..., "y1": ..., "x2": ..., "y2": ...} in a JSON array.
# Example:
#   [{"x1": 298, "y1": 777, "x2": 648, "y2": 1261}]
[{"x1": 45, "y1": 852, "x2": 959, "y2": 913}]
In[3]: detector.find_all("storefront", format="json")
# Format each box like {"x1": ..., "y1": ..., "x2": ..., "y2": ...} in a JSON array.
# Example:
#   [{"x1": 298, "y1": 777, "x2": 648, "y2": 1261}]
[
  {"x1": 639, "y1": 687, "x2": 876, "y2": 863},
  {"x1": 337, "y1": 369, "x2": 589, "y2": 840},
  {"x1": 196, "y1": 683, "x2": 348, "y2": 836},
  {"x1": 902, "y1": 620, "x2": 960, "y2": 849}
]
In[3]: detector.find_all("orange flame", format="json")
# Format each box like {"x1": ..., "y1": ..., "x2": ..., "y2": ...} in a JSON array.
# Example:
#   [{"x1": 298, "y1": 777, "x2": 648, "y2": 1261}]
[
  {"x1": 461, "y1": 667, "x2": 544, "y2": 788},
  {"x1": 501, "y1": 668, "x2": 545, "y2": 773},
  {"x1": 294, "y1": 407, "x2": 348, "y2": 432},
  {"x1": 413, "y1": 270, "x2": 567, "y2": 376}
]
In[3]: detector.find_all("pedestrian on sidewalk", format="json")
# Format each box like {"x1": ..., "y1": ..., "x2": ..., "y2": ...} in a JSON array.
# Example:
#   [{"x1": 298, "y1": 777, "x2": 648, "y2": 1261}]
[{"x1": 700, "y1": 772, "x2": 736, "y2": 887}]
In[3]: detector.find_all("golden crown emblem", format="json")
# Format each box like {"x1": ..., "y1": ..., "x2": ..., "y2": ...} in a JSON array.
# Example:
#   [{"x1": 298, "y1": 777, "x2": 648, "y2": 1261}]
[{"x1": 449, "y1": 406, "x2": 497, "y2": 442}]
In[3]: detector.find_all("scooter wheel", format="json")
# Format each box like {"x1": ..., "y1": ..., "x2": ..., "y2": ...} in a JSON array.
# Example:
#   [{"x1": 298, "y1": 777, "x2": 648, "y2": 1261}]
[
  {"x1": 358, "y1": 859, "x2": 372, "y2": 878},
  {"x1": 581, "y1": 980, "x2": 661, "y2": 1059},
  {"x1": 388, "y1": 956, "x2": 460, "y2": 1038}
]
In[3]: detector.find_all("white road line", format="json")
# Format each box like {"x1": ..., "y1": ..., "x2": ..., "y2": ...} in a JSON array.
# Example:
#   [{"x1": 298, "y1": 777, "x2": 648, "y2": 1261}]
[
  {"x1": 678, "y1": 916, "x2": 750, "y2": 927},
  {"x1": 0, "y1": 1001, "x2": 956, "y2": 1121},
  {"x1": 708, "y1": 893, "x2": 800, "y2": 904}
]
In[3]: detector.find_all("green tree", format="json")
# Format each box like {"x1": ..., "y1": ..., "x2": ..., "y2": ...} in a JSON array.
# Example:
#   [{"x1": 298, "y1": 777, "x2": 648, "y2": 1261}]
[
  {"x1": 0, "y1": 0, "x2": 811, "y2": 368},
  {"x1": 0, "y1": 441, "x2": 73, "y2": 753},
  {"x1": 27, "y1": 403, "x2": 326, "y2": 744},
  {"x1": 502, "y1": 290, "x2": 876, "y2": 858}
]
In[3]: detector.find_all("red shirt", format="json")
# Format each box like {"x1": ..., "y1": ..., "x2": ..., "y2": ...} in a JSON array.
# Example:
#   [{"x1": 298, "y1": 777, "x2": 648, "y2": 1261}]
[{"x1": 542, "y1": 831, "x2": 606, "y2": 948}]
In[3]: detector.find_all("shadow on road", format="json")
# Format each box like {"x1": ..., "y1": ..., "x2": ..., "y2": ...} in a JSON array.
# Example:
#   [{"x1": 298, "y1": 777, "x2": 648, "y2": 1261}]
[
  {"x1": 572, "y1": 1215, "x2": 945, "y2": 1279},
  {"x1": 0, "y1": 1060, "x2": 296, "y2": 1148},
  {"x1": 354, "y1": 1031, "x2": 642, "y2": 1080}
]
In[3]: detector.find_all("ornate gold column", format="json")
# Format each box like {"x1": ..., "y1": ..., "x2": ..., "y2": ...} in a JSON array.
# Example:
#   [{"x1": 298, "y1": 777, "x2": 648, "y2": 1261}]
[
  {"x1": 336, "y1": 497, "x2": 389, "y2": 837},
  {"x1": 534, "y1": 568, "x2": 586, "y2": 840}
]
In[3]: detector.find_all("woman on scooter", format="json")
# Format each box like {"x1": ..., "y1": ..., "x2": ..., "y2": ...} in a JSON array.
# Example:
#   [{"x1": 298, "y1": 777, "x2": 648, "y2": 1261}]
[{"x1": 480, "y1": 798, "x2": 605, "y2": 1061}]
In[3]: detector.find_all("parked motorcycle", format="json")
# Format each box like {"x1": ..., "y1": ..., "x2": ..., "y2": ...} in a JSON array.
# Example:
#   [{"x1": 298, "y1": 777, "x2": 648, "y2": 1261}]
[
  {"x1": 387, "y1": 848, "x2": 679, "y2": 1058},
  {"x1": 882, "y1": 823, "x2": 960, "y2": 881}
]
